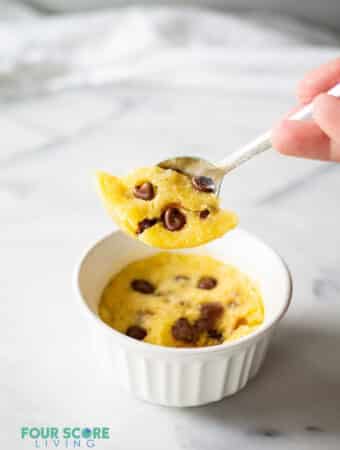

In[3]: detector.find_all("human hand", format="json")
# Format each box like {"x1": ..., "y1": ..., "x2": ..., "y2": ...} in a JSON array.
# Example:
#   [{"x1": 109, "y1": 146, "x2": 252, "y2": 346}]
[{"x1": 272, "y1": 58, "x2": 340, "y2": 162}]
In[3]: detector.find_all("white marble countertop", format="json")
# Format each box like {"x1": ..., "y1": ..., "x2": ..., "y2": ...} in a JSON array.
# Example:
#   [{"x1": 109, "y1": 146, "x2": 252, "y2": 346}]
[{"x1": 1, "y1": 6, "x2": 340, "y2": 450}]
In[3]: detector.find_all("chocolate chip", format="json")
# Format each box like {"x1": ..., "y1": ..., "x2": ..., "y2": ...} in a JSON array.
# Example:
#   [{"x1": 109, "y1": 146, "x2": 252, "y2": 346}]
[
  {"x1": 136, "y1": 218, "x2": 157, "y2": 234},
  {"x1": 126, "y1": 325, "x2": 147, "y2": 340},
  {"x1": 201, "y1": 302, "x2": 224, "y2": 324},
  {"x1": 207, "y1": 329, "x2": 223, "y2": 340},
  {"x1": 192, "y1": 304, "x2": 224, "y2": 339},
  {"x1": 199, "y1": 209, "x2": 210, "y2": 219},
  {"x1": 171, "y1": 318, "x2": 196, "y2": 343},
  {"x1": 193, "y1": 318, "x2": 210, "y2": 333},
  {"x1": 197, "y1": 277, "x2": 217, "y2": 290},
  {"x1": 131, "y1": 279, "x2": 155, "y2": 294},
  {"x1": 133, "y1": 182, "x2": 155, "y2": 200},
  {"x1": 192, "y1": 176, "x2": 215, "y2": 193},
  {"x1": 162, "y1": 206, "x2": 186, "y2": 231},
  {"x1": 175, "y1": 275, "x2": 190, "y2": 281}
]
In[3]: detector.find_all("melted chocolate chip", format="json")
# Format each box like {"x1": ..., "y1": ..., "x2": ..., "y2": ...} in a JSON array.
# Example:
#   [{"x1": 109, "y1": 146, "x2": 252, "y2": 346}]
[
  {"x1": 197, "y1": 277, "x2": 218, "y2": 290},
  {"x1": 136, "y1": 218, "x2": 157, "y2": 234},
  {"x1": 191, "y1": 303, "x2": 224, "y2": 341},
  {"x1": 192, "y1": 176, "x2": 216, "y2": 193},
  {"x1": 207, "y1": 329, "x2": 223, "y2": 340},
  {"x1": 162, "y1": 206, "x2": 186, "y2": 231},
  {"x1": 126, "y1": 325, "x2": 147, "y2": 340},
  {"x1": 171, "y1": 318, "x2": 196, "y2": 343},
  {"x1": 201, "y1": 302, "x2": 224, "y2": 325},
  {"x1": 193, "y1": 318, "x2": 210, "y2": 333},
  {"x1": 131, "y1": 279, "x2": 155, "y2": 294},
  {"x1": 133, "y1": 182, "x2": 155, "y2": 200},
  {"x1": 199, "y1": 209, "x2": 210, "y2": 219}
]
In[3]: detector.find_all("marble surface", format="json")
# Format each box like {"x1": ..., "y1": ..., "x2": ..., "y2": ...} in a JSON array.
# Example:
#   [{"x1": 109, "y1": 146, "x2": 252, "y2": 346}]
[{"x1": 1, "y1": 6, "x2": 340, "y2": 450}]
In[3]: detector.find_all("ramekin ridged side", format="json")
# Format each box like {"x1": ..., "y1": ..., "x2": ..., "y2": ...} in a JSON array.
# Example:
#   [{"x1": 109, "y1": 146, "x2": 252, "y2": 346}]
[{"x1": 103, "y1": 331, "x2": 272, "y2": 406}]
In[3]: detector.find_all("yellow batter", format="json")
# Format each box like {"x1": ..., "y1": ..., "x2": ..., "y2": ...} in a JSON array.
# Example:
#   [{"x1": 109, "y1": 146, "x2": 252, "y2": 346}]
[
  {"x1": 96, "y1": 166, "x2": 237, "y2": 249},
  {"x1": 98, "y1": 253, "x2": 264, "y2": 347}
]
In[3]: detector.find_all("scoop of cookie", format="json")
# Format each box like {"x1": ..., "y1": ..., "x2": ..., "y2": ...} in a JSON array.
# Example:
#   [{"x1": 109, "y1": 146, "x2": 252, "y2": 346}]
[{"x1": 96, "y1": 166, "x2": 237, "y2": 249}]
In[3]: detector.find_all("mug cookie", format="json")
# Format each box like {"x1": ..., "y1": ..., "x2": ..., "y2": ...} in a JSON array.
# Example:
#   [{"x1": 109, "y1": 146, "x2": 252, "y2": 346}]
[
  {"x1": 96, "y1": 166, "x2": 237, "y2": 249},
  {"x1": 98, "y1": 252, "x2": 264, "y2": 348}
]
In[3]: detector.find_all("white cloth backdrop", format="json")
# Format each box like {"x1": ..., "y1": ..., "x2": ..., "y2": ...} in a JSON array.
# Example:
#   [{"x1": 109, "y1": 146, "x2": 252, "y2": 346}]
[{"x1": 0, "y1": 1, "x2": 339, "y2": 99}]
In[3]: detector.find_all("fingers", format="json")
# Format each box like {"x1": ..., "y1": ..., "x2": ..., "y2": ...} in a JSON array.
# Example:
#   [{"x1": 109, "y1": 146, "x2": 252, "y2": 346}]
[
  {"x1": 313, "y1": 94, "x2": 340, "y2": 142},
  {"x1": 273, "y1": 58, "x2": 340, "y2": 162},
  {"x1": 297, "y1": 58, "x2": 340, "y2": 104},
  {"x1": 272, "y1": 119, "x2": 332, "y2": 160}
]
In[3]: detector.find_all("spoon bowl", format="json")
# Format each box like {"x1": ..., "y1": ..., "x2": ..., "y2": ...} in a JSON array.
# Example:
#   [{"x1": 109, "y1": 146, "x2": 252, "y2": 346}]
[{"x1": 158, "y1": 156, "x2": 225, "y2": 195}]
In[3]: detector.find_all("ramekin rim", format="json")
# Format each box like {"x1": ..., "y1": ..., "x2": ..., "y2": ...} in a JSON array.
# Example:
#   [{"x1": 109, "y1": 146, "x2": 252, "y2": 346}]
[{"x1": 73, "y1": 228, "x2": 293, "y2": 356}]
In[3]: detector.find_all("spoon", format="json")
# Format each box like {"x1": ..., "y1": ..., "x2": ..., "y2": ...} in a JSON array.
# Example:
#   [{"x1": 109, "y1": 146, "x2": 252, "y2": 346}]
[{"x1": 159, "y1": 83, "x2": 340, "y2": 195}]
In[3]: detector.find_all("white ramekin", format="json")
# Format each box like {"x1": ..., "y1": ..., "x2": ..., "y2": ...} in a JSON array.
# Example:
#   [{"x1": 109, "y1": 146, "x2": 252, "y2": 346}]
[{"x1": 74, "y1": 228, "x2": 292, "y2": 407}]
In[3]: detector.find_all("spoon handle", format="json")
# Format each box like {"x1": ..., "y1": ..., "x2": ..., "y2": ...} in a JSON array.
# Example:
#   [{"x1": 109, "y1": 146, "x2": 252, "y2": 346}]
[{"x1": 217, "y1": 82, "x2": 340, "y2": 173}]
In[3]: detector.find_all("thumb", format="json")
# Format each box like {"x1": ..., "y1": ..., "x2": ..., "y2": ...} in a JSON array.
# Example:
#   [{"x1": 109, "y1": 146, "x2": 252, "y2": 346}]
[{"x1": 313, "y1": 93, "x2": 340, "y2": 143}]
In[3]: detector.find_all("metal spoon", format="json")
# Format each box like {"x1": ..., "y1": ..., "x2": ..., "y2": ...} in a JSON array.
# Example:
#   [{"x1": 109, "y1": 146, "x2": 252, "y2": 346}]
[{"x1": 159, "y1": 83, "x2": 340, "y2": 195}]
